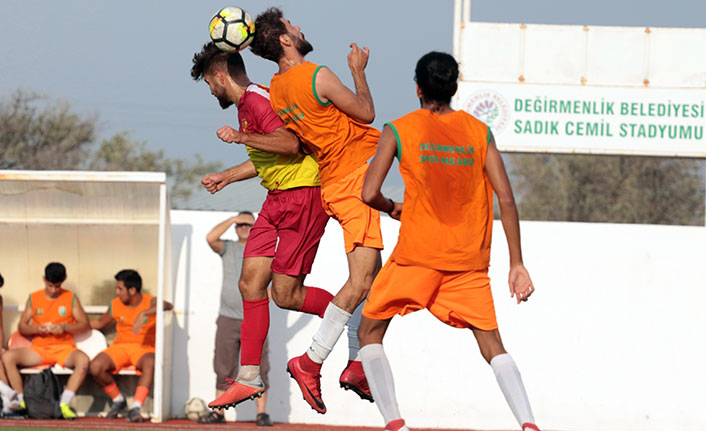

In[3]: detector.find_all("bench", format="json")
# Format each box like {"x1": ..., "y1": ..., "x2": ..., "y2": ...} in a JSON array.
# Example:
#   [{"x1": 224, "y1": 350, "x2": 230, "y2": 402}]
[{"x1": 8, "y1": 330, "x2": 137, "y2": 375}]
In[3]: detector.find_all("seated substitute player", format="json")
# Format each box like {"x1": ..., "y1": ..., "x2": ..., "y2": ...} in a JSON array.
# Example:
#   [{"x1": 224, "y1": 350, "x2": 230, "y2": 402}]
[
  {"x1": 358, "y1": 52, "x2": 542, "y2": 431},
  {"x1": 221, "y1": 7, "x2": 385, "y2": 413},
  {"x1": 1, "y1": 262, "x2": 90, "y2": 420},
  {"x1": 89, "y1": 269, "x2": 173, "y2": 423},
  {"x1": 0, "y1": 272, "x2": 23, "y2": 416},
  {"x1": 191, "y1": 42, "x2": 362, "y2": 410}
]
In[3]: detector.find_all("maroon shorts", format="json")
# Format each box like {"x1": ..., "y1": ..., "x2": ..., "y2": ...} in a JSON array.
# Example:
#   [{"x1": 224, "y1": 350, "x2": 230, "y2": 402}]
[{"x1": 244, "y1": 186, "x2": 330, "y2": 276}]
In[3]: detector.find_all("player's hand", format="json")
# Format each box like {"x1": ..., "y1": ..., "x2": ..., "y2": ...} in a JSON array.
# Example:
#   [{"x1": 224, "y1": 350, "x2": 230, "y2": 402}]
[
  {"x1": 348, "y1": 43, "x2": 370, "y2": 74},
  {"x1": 388, "y1": 201, "x2": 402, "y2": 221},
  {"x1": 201, "y1": 172, "x2": 228, "y2": 194},
  {"x1": 133, "y1": 312, "x2": 146, "y2": 334},
  {"x1": 217, "y1": 126, "x2": 244, "y2": 144},
  {"x1": 37, "y1": 324, "x2": 50, "y2": 335},
  {"x1": 509, "y1": 264, "x2": 535, "y2": 304},
  {"x1": 48, "y1": 324, "x2": 65, "y2": 335}
]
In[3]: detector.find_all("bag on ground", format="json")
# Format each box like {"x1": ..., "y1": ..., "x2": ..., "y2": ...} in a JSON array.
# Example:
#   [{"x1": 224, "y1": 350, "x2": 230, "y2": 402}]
[{"x1": 24, "y1": 368, "x2": 63, "y2": 419}]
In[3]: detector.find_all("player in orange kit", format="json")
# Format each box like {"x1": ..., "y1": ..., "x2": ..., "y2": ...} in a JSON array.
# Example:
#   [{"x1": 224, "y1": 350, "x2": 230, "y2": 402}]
[
  {"x1": 358, "y1": 52, "x2": 541, "y2": 431},
  {"x1": 2, "y1": 262, "x2": 90, "y2": 419},
  {"x1": 89, "y1": 269, "x2": 173, "y2": 423},
  {"x1": 219, "y1": 7, "x2": 383, "y2": 413}
]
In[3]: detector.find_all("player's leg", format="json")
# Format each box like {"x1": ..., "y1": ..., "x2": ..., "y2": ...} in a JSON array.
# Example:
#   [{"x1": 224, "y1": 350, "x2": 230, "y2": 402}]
[
  {"x1": 127, "y1": 351, "x2": 155, "y2": 422},
  {"x1": 90, "y1": 350, "x2": 125, "y2": 417},
  {"x1": 210, "y1": 315, "x2": 265, "y2": 410},
  {"x1": 472, "y1": 327, "x2": 537, "y2": 431},
  {"x1": 235, "y1": 258, "x2": 272, "y2": 382},
  {"x1": 1, "y1": 347, "x2": 40, "y2": 411},
  {"x1": 60, "y1": 348, "x2": 89, "y2": 419},
  {"x1": 359, "y1": 316, "x2": 407, "y2": 431},
  {"x1": 0, "y1": 354, "x2": 21, "y2": 414},
  {"x1": 431, "y1": 269, "x2": 538, "y2": 431},
  {"x1": 269, "y1": 186, "x2": 333, "y2": 317},
  {"x1": 287, "y1": 245, "x2": 381, "y2": 414}
]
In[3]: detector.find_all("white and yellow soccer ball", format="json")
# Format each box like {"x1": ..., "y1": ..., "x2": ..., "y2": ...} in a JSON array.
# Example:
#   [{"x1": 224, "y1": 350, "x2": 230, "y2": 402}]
[
  {"x1": 184, "y1": 397, "x2": 209, "y2": 421},
  {"x1": 209, "y1": 6, "x2": 255, "y2": 52}
]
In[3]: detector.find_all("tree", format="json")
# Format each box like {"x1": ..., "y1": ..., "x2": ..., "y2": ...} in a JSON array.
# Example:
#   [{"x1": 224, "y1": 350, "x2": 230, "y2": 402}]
[
  {"x1": 507, "y1": 153, "x2": 705, "y2": 226},
  {"x1": 0, "y1": 90, "x2": 222, "y2": 208}
]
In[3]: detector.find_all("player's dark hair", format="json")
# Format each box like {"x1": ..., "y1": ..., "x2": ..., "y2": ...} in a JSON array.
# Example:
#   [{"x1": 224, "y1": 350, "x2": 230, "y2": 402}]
[
  {"x1": 238, "y1": 211, "x2": 254, "y2": 218},
  {"x1": 191, "y1": 42, "x2": 247, "y2": 81},
  {"x1": 45, "y1": 262, "x2": 67, "y2": 283},
  {"x1": 415, "y1": 51, "x2": 459, "y2": 105},
  {"x1": 250, "y1": 7, "x2": 287, "y2": 63},
  {"x1": 0, "y1": 272, "x2": 4, "y2": 288},
  {"x1": 115, "y1": 269, "x2": 142, "y2": 293}
]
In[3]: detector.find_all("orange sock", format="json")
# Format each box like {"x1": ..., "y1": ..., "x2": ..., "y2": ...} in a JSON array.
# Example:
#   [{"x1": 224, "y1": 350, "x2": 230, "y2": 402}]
[
  {"x1": 133, "y1": 385, "x2": 150, "y2": 406},
  {"x1": 102, "y1": 382, "x2": 121, "y2": 400}
]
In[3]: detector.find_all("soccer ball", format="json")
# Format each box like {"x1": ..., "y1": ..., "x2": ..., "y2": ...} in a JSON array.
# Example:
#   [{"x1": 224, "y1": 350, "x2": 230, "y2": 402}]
[
  {"x1": 184, "y1": 397, "x2": 209, "y2": 421},
  {"x1": 209, "y1": 6, "x2": 255, "y2": 52}
]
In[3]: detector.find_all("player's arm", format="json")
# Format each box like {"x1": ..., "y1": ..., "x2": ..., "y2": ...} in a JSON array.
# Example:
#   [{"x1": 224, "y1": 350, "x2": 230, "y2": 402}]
[
  {"x1": 89, "y1": 306, "x2": 113, "y2": 330},
  {"x1": 133, "y1": 297, "x2": 173, "y2": 334},
  {"x1": 18, "y1": 297, "x2": 45, "y2": 336},
  {"x1": 484, "y1": 131, "x2": 535, "y2": 303},
  {"x1": 62, "y1": 295, "x2": 90, "y2": 335},
  {"x1": 361, "y1": 125, "x2": 401, "y2": 219},
  {"x1": 314, "y1": 44, "x2": 375, "y2": 124},
  {"x1": 202, "y1": 160, "x2": 258, "y2": 195},
  {"x1": 217, "y1": 125, "x2": 300, "y2": 155}
]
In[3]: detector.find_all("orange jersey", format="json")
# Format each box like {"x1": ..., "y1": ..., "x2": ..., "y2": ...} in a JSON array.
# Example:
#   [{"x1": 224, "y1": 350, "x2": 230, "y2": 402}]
[
  {"x1": 388, "y1": 109, "x2": 493, "y2": 271},
  {"x1": 269, "y1": 62, "x2": 380, "y2": 186},
  {"x1": 111, "y1": 293, "x2": 155, "y2": 346},
  {"x1": 29, "y1": 289, "x2": 76, "y2": 347}
]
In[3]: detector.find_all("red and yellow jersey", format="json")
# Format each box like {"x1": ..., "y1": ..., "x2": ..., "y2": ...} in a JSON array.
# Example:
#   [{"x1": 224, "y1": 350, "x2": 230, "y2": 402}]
[
  {"x1": 238, "y1": 83, "x2": 320, "y2": 191},
  {"x1": 29, "y1": 289, "x2": 76, "y2": 347},
  {"x1": 111, "y1": 293, "x2": 155, "y2": 346},
  {"x1": 388, "y1": 109, "x2": 494, "y2": 271},
  {"x1": 269, "y1": 62, "x2": 380, "y2": 186}
]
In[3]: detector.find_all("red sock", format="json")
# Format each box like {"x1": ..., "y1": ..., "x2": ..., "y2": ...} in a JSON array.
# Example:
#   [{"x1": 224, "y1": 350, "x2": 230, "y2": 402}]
[
  {"x1": 300, "y1": 351, "x2": 322, "y2": 373},
  {"x1": 298, "y1": 286, "x2": 333, "y2": 318},
  {"x1": 102, "y1": 382, "x2": 121, "y2": 399},
  {"x1": 134, "y1": 385, "x2": 149, "y2": 405},
  {"x1": 241, "y1": 298, "x2": 270, "y2": 365}
]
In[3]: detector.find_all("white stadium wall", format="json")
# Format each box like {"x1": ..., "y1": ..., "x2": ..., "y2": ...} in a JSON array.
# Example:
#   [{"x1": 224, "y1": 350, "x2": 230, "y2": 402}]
[{"x1": 169, "y1": 210, "x2": 705, "y2": 431}]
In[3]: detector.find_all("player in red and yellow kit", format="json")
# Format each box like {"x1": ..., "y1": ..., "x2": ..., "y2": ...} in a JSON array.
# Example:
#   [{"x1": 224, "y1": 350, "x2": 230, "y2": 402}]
[
  {"x1": 216, "y1": 7, "x2": 383, "y2": 413},
  {"x1": 357, "y1": 52, "x2": 541, "y2": 431},
  {"x1": 190, "y1": 43, "x2": 343, "y2": 415},
  {"x1": 2, "y1": 262, "x2": 90, "y2": 419},
  {"x1": 89, "y1": 269, "x2": 173, "y2": 423}
]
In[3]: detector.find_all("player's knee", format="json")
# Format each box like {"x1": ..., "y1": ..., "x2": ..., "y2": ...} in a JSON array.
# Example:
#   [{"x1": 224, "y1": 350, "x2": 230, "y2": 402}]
[
  {"x1": 89, "y1": 358, "x2": 108, "y2": 376},
  {"x1": 140, "y1": 354, "x2": 155, "y2": 371},
  {"x1": 271, "y1": 287, "x2": 295, "y2": 310}
]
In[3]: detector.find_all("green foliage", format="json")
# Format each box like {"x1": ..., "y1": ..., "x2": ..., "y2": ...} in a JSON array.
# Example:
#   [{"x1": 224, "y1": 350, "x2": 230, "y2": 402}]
[
  {"x1": 0, "y1": 90, "x2": 222, "y2": 208},
  {"x1": 508, "y1": 153, "x2": 705, "y2": 225}
]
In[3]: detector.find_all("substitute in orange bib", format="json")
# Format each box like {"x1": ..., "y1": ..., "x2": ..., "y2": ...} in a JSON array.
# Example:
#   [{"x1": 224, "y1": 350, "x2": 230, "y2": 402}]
[
  {"x1": 89, "y1": 269, "x2": 172, "y2": 423},
  {"x1": 358, "y1": 52, "x2": 542, "y2": 431},
  {"x1": 2, "y1": 262, "x2": 90, "y2": 420},
  {"x1": 218, "y1": 7, "x2": 385, "y2": 414}
]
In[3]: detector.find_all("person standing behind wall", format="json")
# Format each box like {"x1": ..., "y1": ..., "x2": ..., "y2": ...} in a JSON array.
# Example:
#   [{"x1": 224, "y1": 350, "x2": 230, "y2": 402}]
[{"x1": 202, "y1": 212, "x2": 272, "y2": 427}]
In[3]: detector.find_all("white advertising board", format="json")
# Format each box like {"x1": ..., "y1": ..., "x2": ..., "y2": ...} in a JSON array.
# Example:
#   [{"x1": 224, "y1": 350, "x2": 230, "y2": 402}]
[{"x1": 455, "y1": 82, "x2": 706, "y2": 157}]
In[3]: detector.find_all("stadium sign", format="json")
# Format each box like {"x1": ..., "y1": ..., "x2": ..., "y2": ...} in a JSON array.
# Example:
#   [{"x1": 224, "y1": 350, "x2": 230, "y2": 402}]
[{"x1": 456, "y1": 82, "x2": 706, "y2": 158}]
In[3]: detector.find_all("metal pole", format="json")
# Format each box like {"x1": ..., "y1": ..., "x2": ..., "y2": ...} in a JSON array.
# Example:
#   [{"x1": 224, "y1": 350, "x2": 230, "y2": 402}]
[
  {"x1": 463, "y1": 0, "x2": 471, "y2": 22},
  {"x1": 453, "y1": 0, "x2": 462, "y2": 59},
  {"x1": 153, "y1": 182, "x2": 167, "y2": 422}
]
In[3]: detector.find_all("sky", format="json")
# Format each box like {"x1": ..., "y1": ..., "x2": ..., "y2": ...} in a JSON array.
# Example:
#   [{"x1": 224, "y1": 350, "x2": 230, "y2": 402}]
[{"x1": 1, "y1": 0, "x2": 704, "y2": 206}]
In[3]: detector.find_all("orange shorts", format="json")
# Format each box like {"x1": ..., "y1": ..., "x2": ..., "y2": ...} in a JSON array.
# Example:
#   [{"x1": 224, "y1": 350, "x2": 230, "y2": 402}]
[
  {"x1": 30, "y1": 343, "x2": 77, "y2": 367},
  {"x1": 363, "y1": 260, "x2": 498, "y2": 330},
  {"x1": 320, "y1": 163, "x2": 383, "y2": 253},
  {"x1": 104, "y1": 343, "x2": 154, "y2": 372}
]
